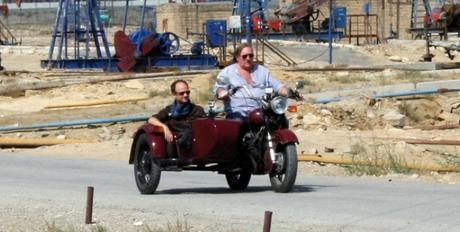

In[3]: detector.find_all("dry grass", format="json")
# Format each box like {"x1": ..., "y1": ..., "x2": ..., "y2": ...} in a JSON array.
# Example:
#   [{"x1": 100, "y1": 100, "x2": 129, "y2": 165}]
[
  {"x1": 344, "y1": 142, "x2": 412, "y2": 176},
  {"x1": 45, "y1": 222, "x2": 108, "y2": 232},
  {"x1": 439, "y1": 152, "x2": 460, "y2": 170},
  {"x1": 327, "y1": 74, "x2": 368, "y2": 84},
  {"x1": 394, "y1": 71, "x2": 433, "y2": 84},
  {"x1": 44, "y1": 219, "x2": 191, "y2": 232},
  {"x1": 398, "y1": 101, "x2": 420, "y2": 122},
  {"x1": 142, "y1": 218, "x2": 191, "y2": 232}
]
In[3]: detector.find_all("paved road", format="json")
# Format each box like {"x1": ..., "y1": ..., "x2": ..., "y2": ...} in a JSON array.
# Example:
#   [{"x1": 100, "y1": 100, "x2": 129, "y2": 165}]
[{"x1": 1, "y1": 152, "x2": 460, "y2": 231}]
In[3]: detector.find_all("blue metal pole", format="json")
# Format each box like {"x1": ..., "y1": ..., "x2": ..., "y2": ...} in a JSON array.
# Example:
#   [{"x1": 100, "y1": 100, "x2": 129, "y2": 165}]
[
  {"x1": 56, "y1": 0, "x2": 70, "y2": 67},
  {"x1": 87, "y1": 0, "x2": 103, "y2": 58},
  {"x1": 48, "y1": 0, "x2": 65, "y2": 61},
  {"x1": 122, "y1": 0, "x2": 129, "y2": 32},
  {"x1": 246, "y1": 0, "x2": 252, "y2": 44},
  {"x1": 94, "y1": 0, "x2": 112, "y2": 58},
  {"x1": 64, "y1": 0, "x2": 69, "y2": 59},
  {"x1": 312, "y1": 88, "x2": 460, "y2": 104},
  {"x1": 0, "y1": 115, "x2": 150, "y2": 132},
  {"x1": 85, "y1": 9, "x2": 90, "y2": 60},
  {"x1": 136, "y1": 0, "x2": 148, "y2": 58},
  {"x1": 73, "y1": 0, "x2": 78, "y2": 59},
  {"x1": 328, "y1": 0, "x2": 333, "y2": 64}
]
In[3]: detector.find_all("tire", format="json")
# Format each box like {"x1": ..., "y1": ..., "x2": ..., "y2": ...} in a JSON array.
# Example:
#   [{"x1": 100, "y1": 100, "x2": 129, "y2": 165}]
[
  {"x1": 270, "y1": 143, "x2": 297, "y2": 193},
  {"x1": 225, "y1": 169, "x2": 251, "y2": 191},
  {"x1": 133, "y1": 133, "x2": 161, "y2": 194}
]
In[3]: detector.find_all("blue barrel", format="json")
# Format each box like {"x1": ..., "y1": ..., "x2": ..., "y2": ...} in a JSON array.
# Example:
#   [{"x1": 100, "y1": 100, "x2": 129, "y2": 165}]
[
  {"x1": 206, "y1": 20, "x2": 227, "y2": 48},
  {"x1": 334, "y1": 7, "x2": 347, "y2": 29}
]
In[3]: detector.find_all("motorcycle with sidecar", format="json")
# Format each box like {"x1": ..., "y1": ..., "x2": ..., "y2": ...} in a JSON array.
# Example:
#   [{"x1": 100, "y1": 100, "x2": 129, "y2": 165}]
[{"x1": 128, "y1": 80, "x2": 304, "y2": 194}]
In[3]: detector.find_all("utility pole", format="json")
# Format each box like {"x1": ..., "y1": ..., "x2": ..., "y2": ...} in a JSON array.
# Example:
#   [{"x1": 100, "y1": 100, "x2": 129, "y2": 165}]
[
  {"x1": 328, "y1": 0, "x2": 333, "y2": 64},
  {"x1": 381, "y1": 0, "x2": 385, "y2": 40},
  {"x1": 396, "y1": 0, "x2": 400, "y2": 38}
]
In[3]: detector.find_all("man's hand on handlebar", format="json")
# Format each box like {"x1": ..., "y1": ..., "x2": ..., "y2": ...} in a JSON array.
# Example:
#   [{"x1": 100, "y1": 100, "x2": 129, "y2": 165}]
[
  {"x1": 217, "y1": 89, "x2": 229, "y2": 100},
  {"x1": 288, "y1": 88, "x2": 304, "y2": 101},
  {"x1": 294, "y1": 91, "x2": 304, "y2": 101}
]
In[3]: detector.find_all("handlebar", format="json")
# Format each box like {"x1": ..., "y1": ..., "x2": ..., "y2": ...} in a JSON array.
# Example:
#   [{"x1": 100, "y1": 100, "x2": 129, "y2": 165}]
[
  {"x1": 288, "y1": 89, "x2": 304, "y2": 101},
  {"x1": 218, "y1": 85, "x2": 303, "y2": 102}
]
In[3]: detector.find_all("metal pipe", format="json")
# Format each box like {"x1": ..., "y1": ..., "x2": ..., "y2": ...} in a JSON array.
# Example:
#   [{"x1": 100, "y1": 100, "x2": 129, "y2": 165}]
[
  {"x1": 311, "y1": 88, "x2": 460, "y2": 104},
  {"x1": 372, "y1": 88, "x2": 457, "y2": 98},
  {"x1": 298, "y1": 154, "x2": 460, "y2": 172},
  {"x1": 0, "y1": 138, "x2": 93, "y2": 148},
  {"x1": 0, "y1": 115, "x2": 149, "y2": 132}
]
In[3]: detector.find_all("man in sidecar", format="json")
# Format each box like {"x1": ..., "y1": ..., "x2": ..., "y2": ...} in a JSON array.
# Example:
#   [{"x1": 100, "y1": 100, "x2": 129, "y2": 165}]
[{"x1": 148, "y1": 79, "x2": 206, "y2": 157}]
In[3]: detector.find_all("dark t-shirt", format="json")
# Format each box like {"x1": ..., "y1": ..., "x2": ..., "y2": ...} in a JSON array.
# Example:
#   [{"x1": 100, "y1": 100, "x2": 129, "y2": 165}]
[{"x1": 152, "y1": 102, "x2": 206, "y2": 133}]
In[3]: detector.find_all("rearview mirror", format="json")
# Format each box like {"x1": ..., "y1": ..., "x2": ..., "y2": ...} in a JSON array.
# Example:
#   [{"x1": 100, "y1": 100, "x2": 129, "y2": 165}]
[{"x1": 295, "y1": 81, "x2": 305, "y2": 90}]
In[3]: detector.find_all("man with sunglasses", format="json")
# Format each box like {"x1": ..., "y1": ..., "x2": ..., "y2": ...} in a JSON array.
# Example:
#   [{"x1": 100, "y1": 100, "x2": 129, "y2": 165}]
[
  {"x1": 214, "y1": 43, "x2": 294, "y2": 120},
  {"x1": 148, "y1": 80, "x2": 205, "y2": 155}
]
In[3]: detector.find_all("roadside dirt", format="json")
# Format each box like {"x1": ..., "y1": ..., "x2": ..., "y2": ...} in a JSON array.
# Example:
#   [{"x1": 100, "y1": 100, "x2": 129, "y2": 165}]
[{"x1": 2, "y1": 31, "x2": 460, "y2": 187}]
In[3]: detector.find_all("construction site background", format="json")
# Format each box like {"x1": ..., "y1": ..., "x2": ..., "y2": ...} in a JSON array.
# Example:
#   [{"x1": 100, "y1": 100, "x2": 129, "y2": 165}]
[{"x1": 0, "y1": 0, "x2": 417, "y2": 43}]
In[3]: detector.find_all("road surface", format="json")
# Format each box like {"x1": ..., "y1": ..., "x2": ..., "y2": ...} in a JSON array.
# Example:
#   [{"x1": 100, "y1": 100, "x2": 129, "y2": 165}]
[{"x1": 1, "y1": 152, "x2": 459, "y2": 231}]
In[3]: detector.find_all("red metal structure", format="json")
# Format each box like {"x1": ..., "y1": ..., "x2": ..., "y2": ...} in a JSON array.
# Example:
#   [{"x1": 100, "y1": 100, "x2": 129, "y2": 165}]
[
  {"x1": 274, "y1": 0, "x2": 327, "y2": 33},
  {"x1": 0, "y1": 0, "x2": 19, "y2": 45}
]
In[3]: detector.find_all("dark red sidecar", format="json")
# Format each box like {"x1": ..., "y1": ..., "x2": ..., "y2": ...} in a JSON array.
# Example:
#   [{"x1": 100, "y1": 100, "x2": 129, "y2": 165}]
[{"x1": 128, "y1": 118, "x2": 245, "y2": 194}]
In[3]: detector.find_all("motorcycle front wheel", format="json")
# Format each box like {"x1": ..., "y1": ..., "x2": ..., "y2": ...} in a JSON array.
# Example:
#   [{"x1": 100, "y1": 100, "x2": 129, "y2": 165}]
[
  {"x1": 225, "y1": 169, "x2": 251, "y2": 191},
  {"x1": 269, "y1": 143, "x2": 298, "y2": 193},
  {"x1": 134, "y1": 133, "x2": 161, "y2": 194}
]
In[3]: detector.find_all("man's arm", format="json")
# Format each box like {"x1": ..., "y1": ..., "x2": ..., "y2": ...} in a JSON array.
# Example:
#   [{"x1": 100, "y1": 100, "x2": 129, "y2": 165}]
[
  {"x1": 263, "y1": 69, "x2": 301, "y2": 99},
  {"x1": 148, "y1": 110, "x2": 174, "y2": 142},
  {"x1": 213, "y1": 68, "x2": 231, "y2": 99}
]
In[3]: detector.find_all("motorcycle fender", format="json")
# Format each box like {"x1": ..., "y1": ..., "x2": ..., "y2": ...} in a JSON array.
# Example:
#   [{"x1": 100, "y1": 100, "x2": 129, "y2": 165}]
[
  {"x1": 272, "y1": 129, "x2": 299, "y2": 146},
  {"x1": 129, "y1": 124, "x2": 167, "y2": 164}
]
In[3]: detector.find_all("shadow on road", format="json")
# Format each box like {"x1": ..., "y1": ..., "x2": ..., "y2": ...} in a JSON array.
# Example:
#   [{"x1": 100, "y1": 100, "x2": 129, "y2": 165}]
[{"x1": 158, "y1": 184, "x2": 328, "y2": 194}]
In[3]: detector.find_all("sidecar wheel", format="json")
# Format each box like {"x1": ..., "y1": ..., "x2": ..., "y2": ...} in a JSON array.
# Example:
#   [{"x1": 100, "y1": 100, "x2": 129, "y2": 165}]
[
  {"x1": 225, "y1": 169, "x2": 251, "y2": 191},
  {"x1": 270, "y1": 143, "x2": 297, "y2": 193},
  {"x1": 134, "y1": 133, "x2": 161, "y2": 194}
]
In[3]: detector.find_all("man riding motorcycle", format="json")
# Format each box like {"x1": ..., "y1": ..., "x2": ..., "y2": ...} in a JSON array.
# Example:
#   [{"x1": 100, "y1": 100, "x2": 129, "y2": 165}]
[
  {"x1": 213, "y1": 43, "x2": 302, "y2": 173},
  {"x1": 213, "y1": 43, "x2": 299, "y2": 119}
]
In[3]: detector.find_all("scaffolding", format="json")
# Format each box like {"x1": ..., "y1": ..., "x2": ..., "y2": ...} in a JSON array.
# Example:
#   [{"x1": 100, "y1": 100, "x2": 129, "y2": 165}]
[{"x1": 345, "y1": 14, "x2": 380, "y2": 45}]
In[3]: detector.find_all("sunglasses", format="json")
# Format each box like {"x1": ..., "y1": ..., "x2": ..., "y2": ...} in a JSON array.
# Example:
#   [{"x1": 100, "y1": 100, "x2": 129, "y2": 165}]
[
  {"x1": 241, "y1": 54, "x2": 254, "y2": 59},
  {"x1": 176, "y1": 90, "x2": 191, "y2": 96}
]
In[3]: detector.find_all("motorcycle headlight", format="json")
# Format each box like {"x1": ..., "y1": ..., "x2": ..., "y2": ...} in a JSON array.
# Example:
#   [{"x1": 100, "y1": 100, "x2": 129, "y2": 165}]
[{"x1": 270, "y1": 96, "x2": 288, "y2": 114}]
